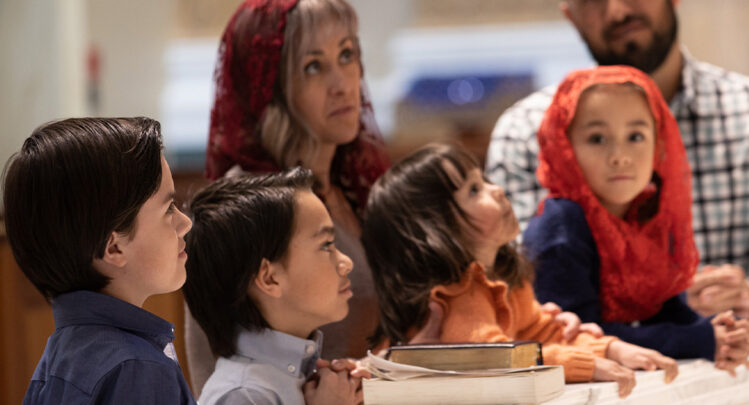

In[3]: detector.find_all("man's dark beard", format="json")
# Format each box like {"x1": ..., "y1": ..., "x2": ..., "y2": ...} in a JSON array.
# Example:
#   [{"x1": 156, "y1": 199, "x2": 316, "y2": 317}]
[{"x1": 584, "y1": 6, "x2": 678, "y2": 74}]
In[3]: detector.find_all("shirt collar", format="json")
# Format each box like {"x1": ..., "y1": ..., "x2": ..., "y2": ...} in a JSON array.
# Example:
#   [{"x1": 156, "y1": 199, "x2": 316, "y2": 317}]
[
  {"x1": 52, "y1": 290, "x2": 176, "y2": 349},
  {"x1": 671, "y1": 46, "x2": 698, "y2": 113},
  {"x1": 235, "y1": 328, "x2": 323, "y2": 379}
]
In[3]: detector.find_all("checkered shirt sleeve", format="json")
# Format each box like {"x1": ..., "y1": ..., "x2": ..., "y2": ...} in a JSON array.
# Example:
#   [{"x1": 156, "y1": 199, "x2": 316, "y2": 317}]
[
  {"x1": 674, "y1": 55, "x2": 749, "y2": 270},
  {"x1": 485, "y1": 86, "x2": 555, "y2": 232}
]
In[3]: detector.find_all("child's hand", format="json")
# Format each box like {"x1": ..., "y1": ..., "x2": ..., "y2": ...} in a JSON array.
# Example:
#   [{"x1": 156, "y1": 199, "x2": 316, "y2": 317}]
[
  {"x1": 605, "y1": 340, "x2": 678, "y2": 383},
  {"x1": 688, "y1": 265, "x2": 745, "y2": 316},
  {"x1": 592, "y1": 357, "x2": 635, "y2": 398},
  {"x1": 317, "y1": 358, "x2": 371, "y2": 379},
  {"x1": 540, "y1": 302, "x2": 587, "y2": 341},
  {"x1": 539, "y1": 301, "x2": 562, "y2": 316},
  {"x1": 304, "y1": 365, "x2": 362, "y2": 405},
  {"x1": 712, "y1": 311, "x2": 749, "y2": 376},
  {"x1": 733, "y1": 281, "x2": 749, "y2": 320},
  {"x1": 579, "y1": 322, "x2": 604, "y2": 338}
]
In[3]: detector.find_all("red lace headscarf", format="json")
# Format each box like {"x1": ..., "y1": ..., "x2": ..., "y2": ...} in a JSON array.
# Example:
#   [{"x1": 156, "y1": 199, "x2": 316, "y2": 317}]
[
  {"x1": 537, "y1": 66, "x2": 698, "y2": 322},
  {"x1": 206, "y1": 0, "x2": 389, "y2": 214}
]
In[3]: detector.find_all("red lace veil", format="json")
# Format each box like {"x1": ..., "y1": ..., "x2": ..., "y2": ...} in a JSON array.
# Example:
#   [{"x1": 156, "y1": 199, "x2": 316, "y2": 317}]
[
  {"x1": 536, "y1": 66, "x2": 698, "y2": 322},
  {"x1": 206, "y1": 0, "x2": 390, "y2": 213}
]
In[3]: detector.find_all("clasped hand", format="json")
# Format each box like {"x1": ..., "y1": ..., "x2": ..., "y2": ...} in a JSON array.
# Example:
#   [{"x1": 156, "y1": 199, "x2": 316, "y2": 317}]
[
  {"x1": 303, "y1": 358, "x2": 370, "y2": 405},
  {"x1": 712, "y1": 310, "x2": 749, "y2": 376}
]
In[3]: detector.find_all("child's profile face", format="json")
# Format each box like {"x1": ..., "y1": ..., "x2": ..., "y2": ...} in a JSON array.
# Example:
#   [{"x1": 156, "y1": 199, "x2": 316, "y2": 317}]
[
  {"x1": 117, "y1": 155, "x2": 193, "y2": 304},
  {"x1": 275, "y1": 191, "x2": 354, "y2": 335},
  {"x1": 568, "y1": 84, "x2": 655, "y2": 218},
  {"x1": 450, "y1": 164, "x2": 520, "y2": 260}
]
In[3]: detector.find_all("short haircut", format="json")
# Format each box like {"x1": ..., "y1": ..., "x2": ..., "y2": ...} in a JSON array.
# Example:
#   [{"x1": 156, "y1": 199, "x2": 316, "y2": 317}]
[
  {"x1": 182, "y1": 167, "x2": 314, "y2": 357},
  {"x1": 2, "y1": 117, "x2": 163, "y2": 300}
]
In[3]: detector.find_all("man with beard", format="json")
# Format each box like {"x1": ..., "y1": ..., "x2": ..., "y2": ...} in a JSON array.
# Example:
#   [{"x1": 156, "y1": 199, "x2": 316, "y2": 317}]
[{"x1": 485, "y1": 0, "x2": 749, "y2": 317}]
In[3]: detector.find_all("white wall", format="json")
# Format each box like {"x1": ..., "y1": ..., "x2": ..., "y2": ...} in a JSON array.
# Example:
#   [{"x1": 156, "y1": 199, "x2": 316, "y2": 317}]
[
  {"x1": 86, "y1": 0, "x2": 176, "y2": 119},
  {"x1": 680, "y1": 0, "x2": 749, "y2": 75},
  {"x1": 3, "y1": 0, "x2": 749, "y2": 184},
  {"x1": 0, "y1": 0, "x2": 86, "y2": 208}
]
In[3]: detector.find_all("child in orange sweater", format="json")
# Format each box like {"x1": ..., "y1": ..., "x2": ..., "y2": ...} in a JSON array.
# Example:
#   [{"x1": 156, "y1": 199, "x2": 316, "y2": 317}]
[{"x1": 361, "y1": 143, "x2": 677, "y2": 397}]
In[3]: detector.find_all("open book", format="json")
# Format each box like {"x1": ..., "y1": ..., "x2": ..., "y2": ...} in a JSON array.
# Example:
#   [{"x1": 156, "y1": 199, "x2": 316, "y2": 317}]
[
  {"x1": 387, "y1": 340, "x2": 542, "y2": 371},
  {"x1": 545, "y1": 360, "x2": 749, "y2": 405},
  {"x1": 362, "y1": 351, "x2": 564, "y2": 405}
]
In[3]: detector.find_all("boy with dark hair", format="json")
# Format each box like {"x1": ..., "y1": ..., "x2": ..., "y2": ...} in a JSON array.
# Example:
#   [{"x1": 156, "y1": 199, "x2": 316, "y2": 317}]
[
  {"x1": 3, "y1": 117, "x2": 196, "y2": 404},
  {"x1": 183, "y1": 168, "x2": 364, "y2": 405}
]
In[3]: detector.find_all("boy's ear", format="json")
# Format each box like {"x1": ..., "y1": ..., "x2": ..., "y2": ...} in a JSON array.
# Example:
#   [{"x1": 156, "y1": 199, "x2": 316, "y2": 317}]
[
  {"x1": 98, "y1": 232, "x2": 128, "y2": 268},
  {"x1": 252, "y1": 258, "x2": 283, "y2": 299}
]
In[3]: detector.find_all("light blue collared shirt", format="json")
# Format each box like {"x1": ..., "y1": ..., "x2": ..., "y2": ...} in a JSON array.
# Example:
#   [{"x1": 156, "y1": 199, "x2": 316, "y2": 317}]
[{"x1": 198, "y1": 328, "x2": 323, "y2": 405}]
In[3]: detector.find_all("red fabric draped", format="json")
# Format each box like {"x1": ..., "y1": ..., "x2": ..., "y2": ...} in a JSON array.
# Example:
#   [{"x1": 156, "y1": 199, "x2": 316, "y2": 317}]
[
  {"x1": 536, "y1": 66, "x2": 698, "y2": 323},
  {"x1": 206, "y1": 0, "x2": 390, "y2": 213}
]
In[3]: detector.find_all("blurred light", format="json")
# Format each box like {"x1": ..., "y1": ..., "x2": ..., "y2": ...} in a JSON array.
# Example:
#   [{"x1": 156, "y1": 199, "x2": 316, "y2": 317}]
[{"x1": 447, "y1": 77, "x2": 485, "y2": 105}]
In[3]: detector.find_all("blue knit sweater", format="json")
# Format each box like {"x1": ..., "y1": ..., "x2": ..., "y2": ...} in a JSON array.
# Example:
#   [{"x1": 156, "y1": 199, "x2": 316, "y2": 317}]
[{"x1": 523, "y1": 198, "x2": 715, "y2": 360}]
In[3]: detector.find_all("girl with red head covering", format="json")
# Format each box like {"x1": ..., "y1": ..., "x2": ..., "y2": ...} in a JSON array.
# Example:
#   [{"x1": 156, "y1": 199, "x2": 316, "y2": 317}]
[
  {"x1": 185, "y1": 0, "x2": 390, "y2": 397},
  {"x1": 524, "y1": 66, "x2": 749, "y2": 375}
]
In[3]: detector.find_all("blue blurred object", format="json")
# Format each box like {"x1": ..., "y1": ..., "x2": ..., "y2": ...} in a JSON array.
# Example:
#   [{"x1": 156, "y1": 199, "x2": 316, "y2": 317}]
[{"x1": 404, "y1": 74, "x2": 533, "y2": 108}]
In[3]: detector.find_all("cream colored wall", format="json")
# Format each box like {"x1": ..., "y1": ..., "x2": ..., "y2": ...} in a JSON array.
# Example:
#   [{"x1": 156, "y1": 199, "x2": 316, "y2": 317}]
[
  {"x1": 406, "y1": 0, "x2": 749, "y2": 76},
  {"x1": 2, "y1": 0, "x2": 749, "y2": 194},
  {"x1": 349, "y1": 0, "x2": 415, "y2": 78},
  {"x1": 0, "y1": 0, "x2": 176, "y2": 211},
  {"x1": 680, "y1": 0, "x2": 749, "y2": 75},
  {"x1": 346, "y1": 0, "x2": 749, "y2": 103},
  {"x1": 0, "y1": 0, "x2": 86, "y2": 211},
  {"x1": 86, "y1": 0, "x2": 176, "y2": 118}
]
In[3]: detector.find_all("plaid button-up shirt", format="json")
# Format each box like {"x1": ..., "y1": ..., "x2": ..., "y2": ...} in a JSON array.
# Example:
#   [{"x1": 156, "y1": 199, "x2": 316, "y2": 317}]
[{"x1": 486, "y1": 48, "x2": 749, "y2": 270}]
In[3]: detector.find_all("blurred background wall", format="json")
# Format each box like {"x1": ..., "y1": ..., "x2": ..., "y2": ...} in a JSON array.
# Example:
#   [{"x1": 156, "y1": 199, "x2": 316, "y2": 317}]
[
  {"x1": 2, "y1": 0, "x2": 749, "y2": 402},
  {"x1": 3, "y1": 0, "x2": 749, "y2": 179}
]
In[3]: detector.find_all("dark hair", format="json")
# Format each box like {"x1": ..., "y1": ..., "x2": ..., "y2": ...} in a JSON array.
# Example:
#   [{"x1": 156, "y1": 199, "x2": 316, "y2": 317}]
[
  {"x1": 361, "y1": 143, "x2": 531, "y2": 345},
  {"x1": 182, "y1": 167, "x2": 314, "y2": 357},
  {"x1": 2, "y1": 117, "x2": 163, "y2": 300}
]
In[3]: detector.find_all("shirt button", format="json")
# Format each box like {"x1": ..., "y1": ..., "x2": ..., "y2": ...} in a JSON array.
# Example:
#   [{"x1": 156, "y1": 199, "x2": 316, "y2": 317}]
[
  {"x1": 288, "y1": 364, "x2": 296, "y2": 373},
  {"x1": 306, "y1": 345, "x2": 315, "y2": 355}
]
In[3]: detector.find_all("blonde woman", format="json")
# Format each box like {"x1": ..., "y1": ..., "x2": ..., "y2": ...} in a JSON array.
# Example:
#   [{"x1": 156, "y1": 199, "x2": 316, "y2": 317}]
[{"x1": 185, "y1": 0, "x2": 390, "y2": 395}]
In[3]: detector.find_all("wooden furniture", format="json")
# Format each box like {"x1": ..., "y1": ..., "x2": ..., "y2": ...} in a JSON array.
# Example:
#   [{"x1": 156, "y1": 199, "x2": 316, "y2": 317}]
[{"x1": 0, "y1": 226, "x2": 55, "y2": 405}]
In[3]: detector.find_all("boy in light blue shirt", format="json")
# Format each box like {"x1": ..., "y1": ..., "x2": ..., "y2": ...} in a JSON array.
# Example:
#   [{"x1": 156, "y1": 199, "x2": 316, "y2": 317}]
[{"x1": 183, "y1": 169, "x2": 365, "y2": 405}]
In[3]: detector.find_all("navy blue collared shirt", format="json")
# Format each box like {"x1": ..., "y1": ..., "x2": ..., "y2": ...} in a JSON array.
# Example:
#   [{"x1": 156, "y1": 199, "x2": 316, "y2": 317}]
[{"x1": 23, "y1": 290, "x2": 196, "y2": 405}]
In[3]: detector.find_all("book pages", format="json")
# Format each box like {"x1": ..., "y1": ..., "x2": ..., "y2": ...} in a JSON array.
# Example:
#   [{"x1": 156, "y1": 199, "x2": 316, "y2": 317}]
[{"x1": 365, "y1": 350, "x2": 555, "y2": 381}]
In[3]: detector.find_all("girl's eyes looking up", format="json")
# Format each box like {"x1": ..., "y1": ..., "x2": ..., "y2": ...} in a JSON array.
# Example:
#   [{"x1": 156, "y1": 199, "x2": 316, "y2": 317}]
[
  {"x1": 321, "y1": 240, "x2": 336, "y2": 252},
  {"x1": 468, "y1": 182, "x2": 481, "y2": 196}
]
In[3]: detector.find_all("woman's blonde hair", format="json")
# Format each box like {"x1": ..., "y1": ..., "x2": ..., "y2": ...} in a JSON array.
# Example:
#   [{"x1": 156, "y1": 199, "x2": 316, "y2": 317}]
[{"x1": 260, "y1": 0, "x2": 360, "y2": 168}]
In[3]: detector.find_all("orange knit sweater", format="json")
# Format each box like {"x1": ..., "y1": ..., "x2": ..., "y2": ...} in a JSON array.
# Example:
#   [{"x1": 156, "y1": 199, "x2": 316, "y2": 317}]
[{"x1": 429, "y1": 262, "x2": 617, "y2": 382}]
